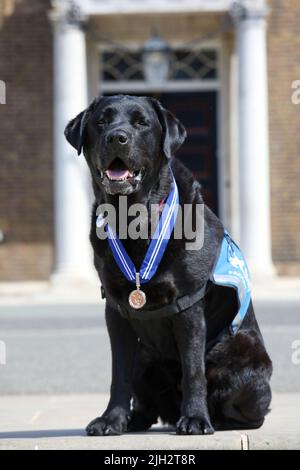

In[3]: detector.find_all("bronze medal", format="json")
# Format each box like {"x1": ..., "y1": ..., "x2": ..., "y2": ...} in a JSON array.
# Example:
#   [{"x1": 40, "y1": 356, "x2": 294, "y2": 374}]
[
  {"x1": 128, "y1": 272, "x2": 146, "y2": 309},
  {"x1": 128, "y1": 289, "x2": 146, "y2": 309}
]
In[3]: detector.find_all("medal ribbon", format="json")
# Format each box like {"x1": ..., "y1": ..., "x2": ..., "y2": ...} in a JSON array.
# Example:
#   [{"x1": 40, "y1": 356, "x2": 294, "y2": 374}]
[{"x1": 100, "y1": 172, "x2": 179, "y2": 285}]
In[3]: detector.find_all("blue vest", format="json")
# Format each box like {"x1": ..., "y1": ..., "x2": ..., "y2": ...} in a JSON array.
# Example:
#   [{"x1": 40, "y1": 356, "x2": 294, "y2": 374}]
[{"x1": 211, "y1": 232, "x2": 251, "y2": 334}]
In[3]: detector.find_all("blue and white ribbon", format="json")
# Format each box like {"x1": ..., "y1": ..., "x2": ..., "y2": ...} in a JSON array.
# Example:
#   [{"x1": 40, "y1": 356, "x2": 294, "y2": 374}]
[{"x1": 101, "y1": 173, "x2": 179, "y2": 284}]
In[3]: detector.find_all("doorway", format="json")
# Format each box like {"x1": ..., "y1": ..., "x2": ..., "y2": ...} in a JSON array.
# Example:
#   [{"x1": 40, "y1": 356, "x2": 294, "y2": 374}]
[{"x1": 152, "y1": 91, "x2": 218, "y2": 215}]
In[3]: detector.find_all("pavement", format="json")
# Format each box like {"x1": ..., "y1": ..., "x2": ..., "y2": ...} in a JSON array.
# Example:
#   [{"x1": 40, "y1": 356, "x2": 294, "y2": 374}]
[
  {"x1": 0, "y1": 298, "x2": 299, "y2": 394},
  {"x1": 0, "y1": 278, "x2": 300, "y2": 449},
  {"x1": 0, "y1": 393, "x2": 299, "y2": 450}
]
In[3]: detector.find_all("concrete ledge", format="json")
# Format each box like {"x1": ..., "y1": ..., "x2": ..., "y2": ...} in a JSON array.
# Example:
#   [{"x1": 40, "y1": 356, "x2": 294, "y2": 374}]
[
  {"x1": 0, "y1": 393, "x2": 299, "y2": 450},
  {"x1": 247, "y1": 433, "x2": 300, "y2": 450},
  {"x1": 0, "y1": 433, "x2": 242, "y2": 451},
  {"x1": 1, "y1": 276, "x2": 300, "y2": 306},
  {"x1": 252, "y1": 276, "x2": 300, "y2": 301},
  {"x1": 0, "y1": 281, "x2": 102, "y2": 305}
]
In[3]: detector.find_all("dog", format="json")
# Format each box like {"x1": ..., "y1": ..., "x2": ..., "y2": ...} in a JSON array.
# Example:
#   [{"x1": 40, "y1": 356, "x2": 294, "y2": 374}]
[{"x1": 65, "y1": 94, "x2": 272, "y2": 435}]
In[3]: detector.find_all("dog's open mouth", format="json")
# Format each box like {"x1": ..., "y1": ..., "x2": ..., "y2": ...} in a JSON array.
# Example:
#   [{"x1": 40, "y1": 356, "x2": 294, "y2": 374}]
[
  {"x1": 105, "y1": 158, "x2": 133, "y2": 181},
  {"x1": 102, "y1": 158, "x2": 144, "y2": 183}
]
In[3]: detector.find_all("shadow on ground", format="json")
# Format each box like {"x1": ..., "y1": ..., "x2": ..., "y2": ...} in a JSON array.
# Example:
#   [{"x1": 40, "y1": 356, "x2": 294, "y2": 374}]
[{"x1": 0, "y1": 427, "x2": 176, "y2": 439}]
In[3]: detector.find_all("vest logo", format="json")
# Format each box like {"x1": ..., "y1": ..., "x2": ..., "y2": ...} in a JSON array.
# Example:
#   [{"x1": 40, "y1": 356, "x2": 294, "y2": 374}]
[{"x1": 228, "y1": 250, "x2": 251, "y2": 288}]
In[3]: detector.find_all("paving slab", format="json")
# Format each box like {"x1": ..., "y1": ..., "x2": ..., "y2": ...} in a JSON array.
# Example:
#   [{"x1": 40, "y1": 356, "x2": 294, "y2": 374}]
[
  {"x1": 0, "y1": 393, "x2": 299, "y2": 450},
  {"x1": 246, "y1": 393, "x2": 300, "y2": 450}
]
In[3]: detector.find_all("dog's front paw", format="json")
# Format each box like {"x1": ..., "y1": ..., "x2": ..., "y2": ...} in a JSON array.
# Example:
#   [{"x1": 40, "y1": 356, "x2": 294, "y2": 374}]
[
  {"x1": 86, "y1": 409, "x2": 129, "y2": 436},
  {"x1": 176, "y1": 416, "x2": 214, "y2": 435}
]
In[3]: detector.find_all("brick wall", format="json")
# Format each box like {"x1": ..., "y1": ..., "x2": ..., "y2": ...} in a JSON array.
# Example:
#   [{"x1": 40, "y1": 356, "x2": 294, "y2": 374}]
[
  {"x1": 0, "y1": 0, "x2": 53, "y2": 280},
  {"x1": 267, "y1": 0, "x2": 300, "y2": 274},
  {"x1": 0, "y1": 1, "x2": 300, "y2": 280}
]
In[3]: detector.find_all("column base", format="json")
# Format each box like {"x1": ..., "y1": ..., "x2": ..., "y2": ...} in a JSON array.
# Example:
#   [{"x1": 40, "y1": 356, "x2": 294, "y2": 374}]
[
  {"x1": 50, "y1": 267, "x2": 99, "y2": 289},
  {"x1": 49, "y1": 268, "x2": 101, "y2": 303},
  {"x1": 248, "y1": 260, "x2": 277, "y2": 283}
]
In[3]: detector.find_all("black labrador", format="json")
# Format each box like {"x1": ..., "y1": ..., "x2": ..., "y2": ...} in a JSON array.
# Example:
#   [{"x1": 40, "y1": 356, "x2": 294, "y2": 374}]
[{"x1": 65, "y1": 94, "x2": 272, "y2": 435}]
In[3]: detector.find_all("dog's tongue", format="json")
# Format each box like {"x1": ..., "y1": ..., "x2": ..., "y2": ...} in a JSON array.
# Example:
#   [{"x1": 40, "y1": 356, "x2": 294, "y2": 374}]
[{"x1": 106, "y1": 169, "x2": 133, "y2": 181}]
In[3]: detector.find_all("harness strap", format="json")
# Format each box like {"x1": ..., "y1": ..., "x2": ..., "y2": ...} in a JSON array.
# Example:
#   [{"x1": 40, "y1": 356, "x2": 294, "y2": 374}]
[{"x1": 103, "y1": 283, "x2": 207, "y2": 321}]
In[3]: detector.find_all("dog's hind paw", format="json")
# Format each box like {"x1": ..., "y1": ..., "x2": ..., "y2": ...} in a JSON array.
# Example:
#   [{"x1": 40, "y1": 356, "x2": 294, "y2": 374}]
[
  {"x1": 127, "y1": 410, "x2": 157, "y2": 432},
  {"x1": 176, "y1": 416, "x2": 214, "y2": 435}
]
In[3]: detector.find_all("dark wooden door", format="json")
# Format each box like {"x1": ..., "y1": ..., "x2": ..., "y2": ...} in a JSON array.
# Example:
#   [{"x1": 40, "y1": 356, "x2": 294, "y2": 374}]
[{"x1": 153, "y1": 91, "x2": 218, "y2": 215}]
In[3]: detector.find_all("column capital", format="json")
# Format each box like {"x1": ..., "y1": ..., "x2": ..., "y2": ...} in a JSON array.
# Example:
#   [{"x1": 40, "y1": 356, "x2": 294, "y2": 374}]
[
  {"x1": 49, "y1": 0, "x2": 87, "y2": 31},
  {"x1": 229, "y1": 1, "x2": 268, "y2": 24}
]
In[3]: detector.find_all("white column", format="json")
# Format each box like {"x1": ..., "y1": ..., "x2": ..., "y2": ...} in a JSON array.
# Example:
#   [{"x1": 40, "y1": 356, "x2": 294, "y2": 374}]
[
  {"x1": 50, "y1": 2, "x2": 95, "y2": 284},
  {"x1": 232, "y1": 1, "x2": 274, "y2": 277}
]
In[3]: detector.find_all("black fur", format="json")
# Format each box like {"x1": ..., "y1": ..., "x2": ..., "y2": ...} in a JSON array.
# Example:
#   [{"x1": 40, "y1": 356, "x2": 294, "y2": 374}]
[{"x1": 65, "y1": 94, "x2": 272, "y2": 436}]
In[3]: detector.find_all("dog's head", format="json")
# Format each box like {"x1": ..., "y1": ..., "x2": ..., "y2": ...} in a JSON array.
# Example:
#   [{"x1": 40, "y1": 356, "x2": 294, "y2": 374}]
[{"x1": 64, "y1": 95, "x2": 186, "y2": 195}]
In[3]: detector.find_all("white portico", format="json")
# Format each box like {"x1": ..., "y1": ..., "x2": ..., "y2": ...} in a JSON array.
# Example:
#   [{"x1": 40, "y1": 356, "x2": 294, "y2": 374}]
[
  {"x1": 49, "y1": 0, "x2": 274, "y2": 282},
  {"x1": 234, "y1": 1, "x2": 274, "y2": 276},
  {"x1": 49, "y1": 2, "x2": 94, "y2": 284}
]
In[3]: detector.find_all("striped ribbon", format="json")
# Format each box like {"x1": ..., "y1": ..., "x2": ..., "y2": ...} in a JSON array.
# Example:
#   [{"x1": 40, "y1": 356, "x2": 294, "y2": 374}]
[{"x1": 100, "y1": 172, "x2": 179, "y2": 285}]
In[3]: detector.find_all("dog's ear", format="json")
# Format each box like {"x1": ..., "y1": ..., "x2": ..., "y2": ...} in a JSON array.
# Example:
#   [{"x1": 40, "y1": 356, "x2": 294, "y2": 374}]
[
  {"x1": 64, "y1": 97, "x2": 98, "y2": 155},
  {"x1": 150, "y1": 98, "x2": 187, "y2": 160}
]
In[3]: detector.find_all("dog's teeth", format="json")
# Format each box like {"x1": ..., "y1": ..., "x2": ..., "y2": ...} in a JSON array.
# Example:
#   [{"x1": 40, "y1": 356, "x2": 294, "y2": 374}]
[{"x1": 105, "y1": 169, "x2": 142, "y2": 182}]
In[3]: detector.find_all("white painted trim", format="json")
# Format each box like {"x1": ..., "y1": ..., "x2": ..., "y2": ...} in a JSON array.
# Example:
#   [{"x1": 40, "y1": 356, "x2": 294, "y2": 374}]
[
  {"x1": 216, "y1": 42, "x2": 227, "y2": 225},
  {"x1": 97, "y1": 40, "x2": 222, "y2": 52},
  {"x1": 100, "y1": 81, "x2": 220, "y2": 93},
  {"x1": 229, "y1": 49, "x2": 240, "y2": 242},
  {"x1": 76, "y1": 0, "x2": 234, "y2": 16}
]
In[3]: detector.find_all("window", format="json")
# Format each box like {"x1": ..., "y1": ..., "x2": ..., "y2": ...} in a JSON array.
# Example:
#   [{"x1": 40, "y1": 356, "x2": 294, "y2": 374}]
[{"x1": 100, "y1": 48, "x2": 218, "y2": 83}]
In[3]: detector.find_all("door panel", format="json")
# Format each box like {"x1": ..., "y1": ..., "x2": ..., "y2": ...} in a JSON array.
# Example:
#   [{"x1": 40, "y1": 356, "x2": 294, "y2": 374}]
[{"x1": 155, "y1": 92, "x2": 218, "y2": 215}]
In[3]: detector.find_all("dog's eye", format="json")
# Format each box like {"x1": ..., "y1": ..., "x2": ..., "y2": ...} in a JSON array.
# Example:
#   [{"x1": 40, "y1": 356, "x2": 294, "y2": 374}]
[
  {"x1": 97, "y1": 119, "x2": 107, "y2": 126},
  {"x1": 136, "y1": 118, "x2": 148, "y2": 127}
]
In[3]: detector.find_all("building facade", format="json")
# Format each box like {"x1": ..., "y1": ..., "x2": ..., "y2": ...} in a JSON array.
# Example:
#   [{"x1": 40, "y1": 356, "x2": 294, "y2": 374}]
[{"x1": 0, "y1": 0, "x2": 299, "y2": 281}]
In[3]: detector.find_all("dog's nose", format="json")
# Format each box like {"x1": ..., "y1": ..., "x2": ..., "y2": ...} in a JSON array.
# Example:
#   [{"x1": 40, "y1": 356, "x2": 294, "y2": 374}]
[{"x1": 106, "y1": 131, "x2": 129, "y2": 146}]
